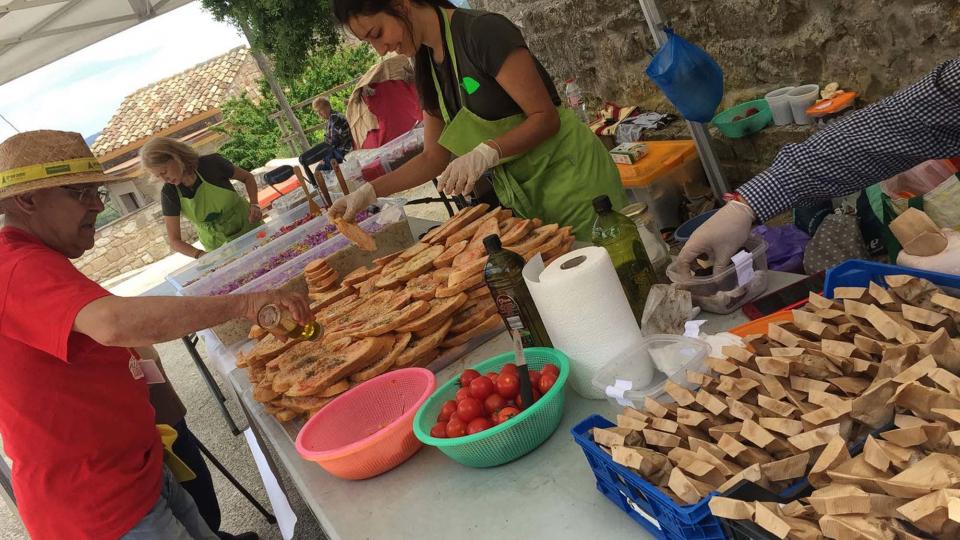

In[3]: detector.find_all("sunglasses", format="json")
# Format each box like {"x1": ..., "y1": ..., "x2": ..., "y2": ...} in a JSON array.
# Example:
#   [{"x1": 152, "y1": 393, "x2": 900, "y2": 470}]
[{"x1": 60, "y1": 185, "x2": 109, "y2": 205}]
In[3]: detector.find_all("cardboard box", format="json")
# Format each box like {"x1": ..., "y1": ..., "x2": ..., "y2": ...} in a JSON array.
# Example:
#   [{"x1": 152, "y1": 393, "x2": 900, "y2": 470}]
[{"x1": 609, "y1": 142, "x2": 647, "y2": 165}]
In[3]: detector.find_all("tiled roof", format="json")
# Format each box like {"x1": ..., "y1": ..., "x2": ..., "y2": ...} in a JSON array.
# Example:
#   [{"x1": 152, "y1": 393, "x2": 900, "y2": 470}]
[{"x1": 92, "y1": 47, "x2": 260, "y2": 157}]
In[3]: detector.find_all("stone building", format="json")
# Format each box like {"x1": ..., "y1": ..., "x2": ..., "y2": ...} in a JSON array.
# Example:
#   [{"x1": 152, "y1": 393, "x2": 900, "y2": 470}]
[
  {"x1": 472, "y1": 0, "x2": 960, "y2": 181},
  {"x1": 76, "y1": 46, "x2": 263, "y2": 282}
]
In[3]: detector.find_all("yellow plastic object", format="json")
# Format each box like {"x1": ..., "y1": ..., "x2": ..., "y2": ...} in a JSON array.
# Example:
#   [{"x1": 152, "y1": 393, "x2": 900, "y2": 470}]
[
  {"x1": 157, "y1": 424, "x2": 197, "y2": 482},
  {"x1": 616, "y1": 140, "x2": 697, "y2": 189}
]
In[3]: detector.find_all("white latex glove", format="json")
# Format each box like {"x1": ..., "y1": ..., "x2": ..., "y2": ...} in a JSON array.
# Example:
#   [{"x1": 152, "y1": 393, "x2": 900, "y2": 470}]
[
  {"x1": 437, "y1": 142, "x2": 500, "y2": 196},
  {"x1": 897, "y1": 228, "x2": 960, "y2": 275},
  {"x1": 676, "y1": 201, "x2": 756, "y2": 275},
  {"x1": 328, "y1": 182, "x2": 376, "y2": 222}
]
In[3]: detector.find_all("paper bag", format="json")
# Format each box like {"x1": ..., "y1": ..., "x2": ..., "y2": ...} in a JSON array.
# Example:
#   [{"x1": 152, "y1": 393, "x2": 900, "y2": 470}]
[
  {"x1": 818, "y1": 515, "x2": 896, "y2": 540},
  {"x1": 851, "y1": 378, "x2": 897, "y2": 428},
  {"x1": 754, "y1": 502, "x2": 791, "y2": 539},
  {"x1": 877, "y1": 453, "x2": 960, "y2": 498},
  {"x1": 707, "y1": 496, "x2": 754, "y2": 520},
  {"x1": 923, "y1": 328, "x2": 960, "y2": 374},
  {"x1": 760, "y1": 453, "x2": 810, "y2": 482},
  {"x1": 593, "y1": 427, "x2": 643, "y2": 448},
  {"x1": 809, "y1": 436, "x2": 851, "y2": 488}
]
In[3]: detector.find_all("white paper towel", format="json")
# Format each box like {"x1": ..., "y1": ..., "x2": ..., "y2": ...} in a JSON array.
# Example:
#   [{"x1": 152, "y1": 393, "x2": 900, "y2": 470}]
[{"x1": 522, "y1": 247, "x2": 653, "y2": 399}]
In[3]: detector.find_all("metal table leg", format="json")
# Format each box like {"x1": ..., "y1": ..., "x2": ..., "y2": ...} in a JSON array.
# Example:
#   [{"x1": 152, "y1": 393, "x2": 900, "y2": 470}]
[
  {"x1": 0, "y1": 456, "x2": 17, "y2": 520},
  {"x1": 181, "y1": 335, "x2": 242, "y2": 436},
  {"x1": 194, "y1": 437, "x2": 276, "y2": 524}
]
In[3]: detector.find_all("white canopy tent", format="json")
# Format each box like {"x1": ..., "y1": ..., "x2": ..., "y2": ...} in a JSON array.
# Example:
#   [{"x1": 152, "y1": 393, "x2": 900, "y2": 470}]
[{"x1": 0, "y1": 0, "x2": 193, "y2": 85}]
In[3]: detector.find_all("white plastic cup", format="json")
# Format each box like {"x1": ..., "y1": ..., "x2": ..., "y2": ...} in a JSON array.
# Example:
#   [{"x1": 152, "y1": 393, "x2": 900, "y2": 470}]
[
  {"x1": 788, "y1": 84, "x2": 820, "y2": 125},
  {"x1": 764, "y1": 86, "x2": 795, "y2": 126}
]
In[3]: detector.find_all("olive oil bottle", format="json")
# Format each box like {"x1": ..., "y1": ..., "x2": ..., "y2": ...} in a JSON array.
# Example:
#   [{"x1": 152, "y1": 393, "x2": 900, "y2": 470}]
[{"x1": 482, "y1": 235, "x2": 552, "y2": 348}]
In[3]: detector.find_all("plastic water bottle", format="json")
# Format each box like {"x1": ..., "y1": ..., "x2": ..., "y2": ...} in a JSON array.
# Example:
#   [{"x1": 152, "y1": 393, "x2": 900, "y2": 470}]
[{"x1": 564, "y1": 78, "x2": 590, "y2": 123}]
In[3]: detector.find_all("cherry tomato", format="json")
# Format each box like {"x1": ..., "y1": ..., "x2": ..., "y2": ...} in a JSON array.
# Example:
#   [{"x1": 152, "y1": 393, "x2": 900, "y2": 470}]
[
  {"x1": 500, "y1": 363, "x2": 518, "y2": 376},
  {"x1": 455, "y1": 387, "x2": 471, "y2": 402},
  {"x1": 446, "y1": 416, "x2": 467, "y2": 438},
  {"x1": 438, "y1": 400, "x2": 457, "y2": 422},
  {"x1": 487, "y1": 372, "x2": 499, "y2": 385},
  {"x1": 456, "y1": 397, "x2": 484, "y2": 422},
  {"x1": 469, "y1": 376, "x2": 495, "y2": 400},
  {"x1": 496, "y1": 373, "x2": 520, "y2": 399},
  {"x1": 459, "y1": 369, "x2": 480, "y2": 387},
  {"x1": 541, "y1": 363, "x2": 559, "y2": 378},
  {"x1": 539, "y1": 373, "x2": 557, "y2": 395},
  {"x1": 430, "y1": 422, "x2": 448, "y2": 438},
  {"x1": 484, "y1": 393, "x2": 507, "y2": 415},
  {"x1": 467, "y1": 417, "x2": 493, "y2": 435},
  {"x1": 528, "y1": 370, "x2": 542, "y2": 390},
  {"x1": 497, "y1": 406, "x2": 520, "y2": 424}
]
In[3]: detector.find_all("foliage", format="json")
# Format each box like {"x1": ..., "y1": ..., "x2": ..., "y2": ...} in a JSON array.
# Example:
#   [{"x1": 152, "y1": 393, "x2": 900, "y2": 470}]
[
  {"x1": 213, "y1": 45, "x2": 379, "y2": 170},
  {"x1": 200, "y1": 0, "x2": 339, "y2": 81}
]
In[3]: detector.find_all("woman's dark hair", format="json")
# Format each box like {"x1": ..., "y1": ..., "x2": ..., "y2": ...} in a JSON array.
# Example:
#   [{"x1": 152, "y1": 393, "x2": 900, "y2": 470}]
[{"x1": 332, "y1": 0, "x2": 457, "y2": 118}]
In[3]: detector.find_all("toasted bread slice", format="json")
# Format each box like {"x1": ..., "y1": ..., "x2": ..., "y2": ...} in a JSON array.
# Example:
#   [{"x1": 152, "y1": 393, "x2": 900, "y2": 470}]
[
  {"x1": 395, "y1": 319, "x2": 453, "y2": 367},
  {"x1": 341, "y1": 265, "x2": 380, "y2": 287},
  {"x1": 500, "y1": 219, "x2": 534, "y2": 246},
  {"x1": 395, "y1": 293, "x2": 468, "y2": 333},
  {"x1": 441, "y1": 313, "x2": 503, "y2": 348},
  {"x1": 436, "y1": 272, "x2": 483, "y2": 298},
  {"x1": 405, "y1": 273, "x2": 438, "y2": 300},
  {"x1": 434, "y1": 240, "x2": 468, "y2": 268},
  {"x1": 421, "y1": 203, "x2": 490, "y2": 244},
  {"x1": 432, "y1": 267, "x2": 454, "y2": 284},
  {"x1": 333, "y1": 217, "x2": 377, "y2": 251},
  {"x1": 394, "y1": 244, "x2": 445, "y2": 282},
  {"x1": 349, "y1": 332, "x2": 412, "y2": 383},
  {"x1": 445, "y1": 208, "x2": 499, "y2": 247},
  {"x1": 355, "y1": 300, "x2": 431, "y2": 337},
  {"x1": 317, "y1": 378, "x2": 351, "y2": 398}
]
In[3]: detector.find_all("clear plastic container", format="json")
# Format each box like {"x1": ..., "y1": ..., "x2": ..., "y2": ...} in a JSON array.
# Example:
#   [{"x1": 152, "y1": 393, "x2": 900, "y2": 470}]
[
  {"x1": 177, "y1": 199, "x2": 404, "y2": 296},
  {"x1": 592, "y1": 335, "x2": 711, "y2": 410},
  {"x1": 621, "y1": 202, "x2": 670, "y2": 276},
  {"x1": 666, "y1": 233, "x2": 770, "y2": 314},
  {"x1": 165, "y1": 197, "x2": 327, "y2": 292}
]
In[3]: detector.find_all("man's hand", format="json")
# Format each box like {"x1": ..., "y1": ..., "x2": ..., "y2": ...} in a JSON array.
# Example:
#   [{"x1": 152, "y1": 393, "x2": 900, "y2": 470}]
[
  {"x1": 328, "y1": 182, "x2": 377, "y2": 222},
  {"x1": 242, "y1": 290, "x2": 312, "y2": 328},
  {"x1": 248, "y1": 204, "x2": 263, "y2": 224},
  {"x1": 437, "y1": 142, "x2": 499, "y2": 197},
  {"x1": 677, "y1": 201, "x2": 756, "y2": 275}
]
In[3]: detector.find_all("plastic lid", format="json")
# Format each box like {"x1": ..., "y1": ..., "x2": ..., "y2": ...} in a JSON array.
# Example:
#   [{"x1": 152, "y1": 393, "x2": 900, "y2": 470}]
[
  {"x1": 483, "y1": 234, "x2": 502, "y2": 254},
  {"x1": 806, "y1": 91, "x2": 857, "y2": 117},
  {"x1": 592, "y1": 195, "x2": 612, "y2": 213},
  {"x1": 621, "y1": 202, "x2": 650, "y2": 219}
]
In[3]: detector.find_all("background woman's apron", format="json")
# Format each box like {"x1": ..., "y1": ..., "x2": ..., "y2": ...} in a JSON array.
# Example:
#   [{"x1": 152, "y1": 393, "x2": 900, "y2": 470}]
[{"x1": 178, "y1": 172, "x2": 261, "y2": 251}]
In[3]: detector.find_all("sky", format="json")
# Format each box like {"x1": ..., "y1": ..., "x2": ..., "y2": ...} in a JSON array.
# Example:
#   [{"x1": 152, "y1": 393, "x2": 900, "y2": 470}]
[{"x1": 0, "y1": 3, "x2": 248, "y2": 142}]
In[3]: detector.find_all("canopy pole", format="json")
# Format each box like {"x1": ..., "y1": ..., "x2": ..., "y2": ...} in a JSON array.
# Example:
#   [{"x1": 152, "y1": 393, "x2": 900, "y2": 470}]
[
  {"x1": 240, "y1": 22, "x2": 310, "y2": 155},
  {"x1": 636, "y1": 0, "x2": 730, "y2": 198}
]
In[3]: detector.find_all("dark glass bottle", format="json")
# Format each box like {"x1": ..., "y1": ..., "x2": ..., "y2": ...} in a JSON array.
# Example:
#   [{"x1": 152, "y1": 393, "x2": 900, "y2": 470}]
[
  {"x1": 591, "y1": 195, "x2": 658, "y2": 325},
  {"x1": 482, "y1": 235, "x2": 553, "y2": 348}
]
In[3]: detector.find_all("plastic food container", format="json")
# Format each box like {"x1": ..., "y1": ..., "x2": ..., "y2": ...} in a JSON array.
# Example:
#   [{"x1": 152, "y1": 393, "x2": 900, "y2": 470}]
[
  {"x1": 666, "y1": 234, "x2": 770, "y2": 314},
  {"x1": 764, "y1": 86, "x2": 795, "y2": 126},
  {"x1": 622, "y1": 202, "x2": 670, "y2": 275},
  {"x1": 592, "y1": 335, "x2": 710, "y2": 410},
  {"x1": 617, "y1": 140, "x2": 705, "y2": 231},
  {"x1": 711, "y1": 99, "x2": 773, "y2": 139},
  {"x1": 805, "y1": 91, "x2": 857, "y2": 126},
  {"x1": 673, "y1": 208, "x2": 719, "y2": 243},
  {"x1": 295, "y1": 368, "x2": 435, "y2": 480},
  {"x1": 787, "y1": 84, "x2": 820, "y2": 125},
  {"x1": 413, "y1": 348, "x2": 569, "y2": 468}
]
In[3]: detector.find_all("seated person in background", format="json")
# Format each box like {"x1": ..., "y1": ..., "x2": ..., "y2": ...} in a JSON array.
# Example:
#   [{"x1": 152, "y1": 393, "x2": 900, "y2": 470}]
[{"x1": 312, "y1": 97, "x2": 355, "y2": 170}]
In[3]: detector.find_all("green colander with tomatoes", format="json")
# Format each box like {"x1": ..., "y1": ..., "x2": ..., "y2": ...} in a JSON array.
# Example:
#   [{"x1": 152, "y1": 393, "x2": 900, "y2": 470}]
[{"x1": 413, "y1": 348, "x2": 569, "y2": 467}]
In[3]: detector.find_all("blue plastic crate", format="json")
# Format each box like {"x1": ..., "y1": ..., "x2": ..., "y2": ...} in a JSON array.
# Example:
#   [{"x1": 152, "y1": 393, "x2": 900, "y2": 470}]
[
  {"x1": 571, "y1": 415, "x2": 726, "y2": 540},
  {"x1": 824, "y1": 259, "x2": 960, "y2": 298}
]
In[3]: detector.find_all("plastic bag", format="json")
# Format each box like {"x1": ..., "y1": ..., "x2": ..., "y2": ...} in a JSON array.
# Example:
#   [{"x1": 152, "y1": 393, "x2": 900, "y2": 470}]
[
  {"x1": 921, "y1": 176, "x2": 960, "y2": 231},
  {"x1": 752, "y1": 224, "x2": 809, "y2": 273},
  {"x1": 645, "y1": 28, "x2": 724, "y2": 123}
]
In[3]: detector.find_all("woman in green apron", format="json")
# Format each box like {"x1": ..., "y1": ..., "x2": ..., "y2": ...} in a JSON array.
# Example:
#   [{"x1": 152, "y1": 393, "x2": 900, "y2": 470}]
[
  {"x1": 141, "y1": 137, "x2": 264, "y2": 258},
  {"x1": 329, "y1": 0, "x2": 626, "y2": 241}
]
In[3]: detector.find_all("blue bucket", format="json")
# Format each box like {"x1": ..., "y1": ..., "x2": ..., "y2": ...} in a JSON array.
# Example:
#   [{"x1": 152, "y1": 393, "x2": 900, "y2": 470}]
[{"x1": 674, "y1": 209, "x2": 718, "y2": 243}]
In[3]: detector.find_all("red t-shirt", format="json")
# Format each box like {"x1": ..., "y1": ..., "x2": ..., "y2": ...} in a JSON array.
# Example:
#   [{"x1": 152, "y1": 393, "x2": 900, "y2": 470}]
[{"x1": 0, "y1": 227, "x2": 162, "y2": 539}]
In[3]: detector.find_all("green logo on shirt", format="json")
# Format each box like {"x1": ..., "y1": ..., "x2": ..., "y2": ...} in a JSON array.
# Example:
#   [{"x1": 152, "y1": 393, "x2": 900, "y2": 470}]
[{"x1": 462, "y1": 76, "x2": 480, "y2": 95}]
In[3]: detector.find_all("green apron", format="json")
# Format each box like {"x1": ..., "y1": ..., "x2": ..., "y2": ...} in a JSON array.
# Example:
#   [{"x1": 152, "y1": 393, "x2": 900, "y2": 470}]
[
  {"x1": 430, "y1": 8, "x2": 627, "y2": 241},
  {"x1": 178, "y1": 171, "x2": 262, "y2": 251}
]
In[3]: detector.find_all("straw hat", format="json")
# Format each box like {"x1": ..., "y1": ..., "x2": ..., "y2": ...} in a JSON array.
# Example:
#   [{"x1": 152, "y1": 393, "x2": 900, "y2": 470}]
[{"x1": 0, "y1": 130, "x2": 123, "y2": 200}]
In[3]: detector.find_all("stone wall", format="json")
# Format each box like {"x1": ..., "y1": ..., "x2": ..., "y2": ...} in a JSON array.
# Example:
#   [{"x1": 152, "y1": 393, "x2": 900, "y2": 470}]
[
  {"x1": 74, "y1": 202, "x2": 198, "y2": 282},
  {"x1": 472, "y1": 0, "x2": 960, "y2": 183}
]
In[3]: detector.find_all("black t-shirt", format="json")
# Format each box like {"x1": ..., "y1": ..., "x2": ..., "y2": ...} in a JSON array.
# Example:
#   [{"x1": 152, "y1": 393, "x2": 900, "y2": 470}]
[
  {"x1": 161, "y1": 154, "x2": 238, "y2": 217},
  {"x1": 429, "y1": 9, "x2": 561, "y2": 122}
]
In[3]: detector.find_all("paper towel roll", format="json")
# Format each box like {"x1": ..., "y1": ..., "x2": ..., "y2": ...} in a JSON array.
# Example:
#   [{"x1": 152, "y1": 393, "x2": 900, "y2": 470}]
[{"x1": 522, "y1": 247, "x2": 653, "y2": 399}]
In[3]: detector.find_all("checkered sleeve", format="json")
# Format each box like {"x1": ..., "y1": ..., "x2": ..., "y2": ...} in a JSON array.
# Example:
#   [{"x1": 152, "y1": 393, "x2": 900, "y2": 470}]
[{"x1": 738, "y1": 58, "x2": 960, "y2": 222}]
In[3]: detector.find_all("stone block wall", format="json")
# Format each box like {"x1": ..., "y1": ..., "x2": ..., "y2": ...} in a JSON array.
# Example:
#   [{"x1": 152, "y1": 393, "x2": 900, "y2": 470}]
[
  {"x1": 472, "y1": 0, "x2": 960, "y2": 184},
  {"x1": 74, "y1": 202, "x2": 198, "y2": 282}
]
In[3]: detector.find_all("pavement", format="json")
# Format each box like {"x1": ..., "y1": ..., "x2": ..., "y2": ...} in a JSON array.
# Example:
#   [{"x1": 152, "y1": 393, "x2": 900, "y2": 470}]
[{"x1": 0, "y1": 183, "x2": 451, "y2": 539}]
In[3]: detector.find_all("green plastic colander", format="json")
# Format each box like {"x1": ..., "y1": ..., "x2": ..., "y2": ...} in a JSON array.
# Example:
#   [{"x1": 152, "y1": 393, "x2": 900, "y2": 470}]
[{"x1": 413, "y1": 348, "x2": 570, "y2": 468}]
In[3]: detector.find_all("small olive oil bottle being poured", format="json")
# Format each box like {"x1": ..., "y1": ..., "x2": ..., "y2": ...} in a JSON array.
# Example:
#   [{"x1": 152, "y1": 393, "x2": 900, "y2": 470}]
[{"x1": 257, "y1": 304, "x2": 323, "y2": 341}]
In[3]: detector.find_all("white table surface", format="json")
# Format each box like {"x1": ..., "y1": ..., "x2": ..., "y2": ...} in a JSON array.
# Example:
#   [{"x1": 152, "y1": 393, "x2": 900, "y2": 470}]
[{"x1": 228, "y1": 271, "x2": 805, "y2": 540}]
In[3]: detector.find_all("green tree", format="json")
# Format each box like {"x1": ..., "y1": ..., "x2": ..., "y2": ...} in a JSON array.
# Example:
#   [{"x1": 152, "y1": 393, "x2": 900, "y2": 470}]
[
  {"x1": 201, "y1": 0, "x2": 339, "y2": 81},
  {"x1": 213, "y1": 45, "x2": 379, "y2": 170}
]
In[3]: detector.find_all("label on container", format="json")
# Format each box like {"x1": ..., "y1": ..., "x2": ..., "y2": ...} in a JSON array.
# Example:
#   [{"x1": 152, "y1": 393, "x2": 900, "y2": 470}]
[
  {"x1": 495, "y1": 294, "x2": 535, "y2": 347},
  {"x1": 684, "y1": 320, "x2": 706, "y2": 338},
  {"x1": 623, "y1": 495, "x2": 662, "y2": 530},
  {"x1": 731, "y1": 250, "x2": 755, "y2": 287}
]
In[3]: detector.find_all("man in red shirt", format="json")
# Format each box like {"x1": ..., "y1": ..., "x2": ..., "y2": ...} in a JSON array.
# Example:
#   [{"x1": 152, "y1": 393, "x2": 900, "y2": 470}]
[{"x1": 0, "y1": 130, "x2": 310, "y2": 539}]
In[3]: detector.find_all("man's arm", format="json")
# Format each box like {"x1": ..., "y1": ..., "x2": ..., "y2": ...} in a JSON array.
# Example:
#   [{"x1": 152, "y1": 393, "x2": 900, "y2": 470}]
[
  {"x1": 738, "y1": 59, "x2": 960, "y2": 222},
  {"x1": 73, "y1": 291, "x2": 310, "y2": 348}
]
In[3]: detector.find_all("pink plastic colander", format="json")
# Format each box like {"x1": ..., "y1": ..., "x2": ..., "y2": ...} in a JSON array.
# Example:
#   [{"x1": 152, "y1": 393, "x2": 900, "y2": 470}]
[{"x1": 295, "y1": 367, "x2": 435, "y2": 480}]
